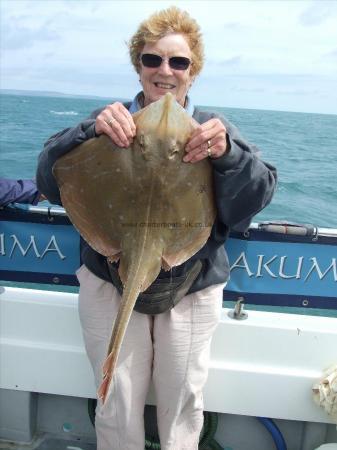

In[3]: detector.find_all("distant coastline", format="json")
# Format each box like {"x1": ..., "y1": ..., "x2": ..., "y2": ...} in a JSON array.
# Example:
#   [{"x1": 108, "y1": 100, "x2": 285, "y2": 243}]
[
  {"x1": 1, "y1": 88, "x2": 335, "y2": 117},
  {"x1": 0, "y1": 88, "x2": 127, "y2": 102}
]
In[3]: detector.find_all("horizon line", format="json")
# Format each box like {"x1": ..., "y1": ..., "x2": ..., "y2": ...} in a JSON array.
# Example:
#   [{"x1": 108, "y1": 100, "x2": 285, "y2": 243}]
[{"x1": 1, "y1": 88, "x2": 336, "y2": 117}]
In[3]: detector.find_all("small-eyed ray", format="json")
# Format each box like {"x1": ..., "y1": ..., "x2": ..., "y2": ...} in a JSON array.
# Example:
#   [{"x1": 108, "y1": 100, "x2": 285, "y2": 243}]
[{"x1": 53, "y1": 93, "x2": 216, "y2": 404}]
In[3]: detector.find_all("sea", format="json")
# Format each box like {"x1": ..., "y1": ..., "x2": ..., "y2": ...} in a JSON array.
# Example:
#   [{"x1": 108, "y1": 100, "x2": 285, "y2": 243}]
[
  {"x1": 1, "y1": 92, "x2": 336, "y2": 228},
  {"x1": 0, "y1": 92, "x2": 336, "y2": 317}
]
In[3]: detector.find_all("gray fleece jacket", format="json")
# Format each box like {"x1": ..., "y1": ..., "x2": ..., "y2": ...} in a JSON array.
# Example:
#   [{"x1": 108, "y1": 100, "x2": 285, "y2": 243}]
[{"x1": 36, "y1": 101, "x2": 277, "y2": 294}]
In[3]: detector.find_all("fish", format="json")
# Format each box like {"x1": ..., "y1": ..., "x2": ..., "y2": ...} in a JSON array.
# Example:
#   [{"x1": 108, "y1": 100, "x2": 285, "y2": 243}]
[{"x1": 53, "y1": 93, "x2": 216, "y2": 404}]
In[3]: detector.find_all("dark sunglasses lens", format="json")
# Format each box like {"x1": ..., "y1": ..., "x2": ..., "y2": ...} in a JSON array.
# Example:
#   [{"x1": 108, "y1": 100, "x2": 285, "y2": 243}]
[
  {"x1": 169, "y1": 57, "x2": 191, "y2": 70},
  {"x1": 141, "y1": 54, "x2": 162, "y2": 68},
  {"x1": 141, "y1": 54, "x2": 191, "y2": 70}
]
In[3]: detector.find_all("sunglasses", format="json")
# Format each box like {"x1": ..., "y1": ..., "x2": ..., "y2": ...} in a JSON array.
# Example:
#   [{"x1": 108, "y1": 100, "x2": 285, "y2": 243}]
[{"x1": 140, "y1": 53, "x2": 191, "y2": 71}]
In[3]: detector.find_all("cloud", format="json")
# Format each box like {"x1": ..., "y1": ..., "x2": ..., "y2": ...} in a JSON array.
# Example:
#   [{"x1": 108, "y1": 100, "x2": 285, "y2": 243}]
[
  {"x1": 218, "y1": 56, "x2": 242, "y2": 67},
  {"x1": 222, "y1": 22, "x2": 248, "y2": 32},
  {"x1": 205, "y1": 55, "x2": 243, "y2": 74},
  {"x1": 325, "y1": 48, "x2": 337, "y2": 60},
  {"x1": 276, "y1": 88, "x2": 320, "y2": 96},
  {"x1": 232, "y1": 86, "x2": 265, "y2": 94},
  {"x1": 1, "y1": 0, "x2": 336, "y2": 114},
  {"x1": 1, "y1": 20, "x2": 60, "y2": 50},
  {"x1": 299, "y1": 1, "x2": 337, "y2": 26}
]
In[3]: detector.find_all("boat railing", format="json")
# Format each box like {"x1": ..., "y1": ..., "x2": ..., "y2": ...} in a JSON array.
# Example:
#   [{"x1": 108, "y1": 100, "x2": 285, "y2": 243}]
[
  {"x1": 1, "y1": 204, "x2": 336, "y2": 310},
  {"x1": 7, "y1": 203, "x2": 337, "y2": 237}
]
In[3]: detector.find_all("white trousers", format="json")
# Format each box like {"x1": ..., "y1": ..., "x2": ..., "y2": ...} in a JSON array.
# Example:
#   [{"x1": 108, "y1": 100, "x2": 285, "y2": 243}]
[{"x1": 77, "y1": 265, "x2": 224, "y2": 450}]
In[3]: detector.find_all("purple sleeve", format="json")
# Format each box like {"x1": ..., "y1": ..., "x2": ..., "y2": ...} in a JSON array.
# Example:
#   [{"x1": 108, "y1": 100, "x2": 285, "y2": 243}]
[{"x1": 0, "y1": 178, "x2": 40, "y2": 207}]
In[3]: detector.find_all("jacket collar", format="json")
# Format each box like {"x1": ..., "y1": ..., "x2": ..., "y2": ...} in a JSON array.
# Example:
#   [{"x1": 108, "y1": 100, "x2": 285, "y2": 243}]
[{"x1": 128, "y1": 91, "x2": 194, "y2": 116}]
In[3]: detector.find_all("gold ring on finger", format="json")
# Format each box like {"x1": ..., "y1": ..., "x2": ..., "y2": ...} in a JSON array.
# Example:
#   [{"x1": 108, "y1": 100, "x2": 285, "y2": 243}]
[
  {"x1": 106, "y1": 117, "x2": 115, "y2": 126},
  {"x1": 207, "y1": 140, "x2": 212, "y2": 157}
]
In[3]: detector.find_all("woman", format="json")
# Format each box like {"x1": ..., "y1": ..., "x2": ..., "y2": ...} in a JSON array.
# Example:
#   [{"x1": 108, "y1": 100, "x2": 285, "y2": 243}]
[{"x1": 37, "y1": 7, "x2": 277, "y2": 450}]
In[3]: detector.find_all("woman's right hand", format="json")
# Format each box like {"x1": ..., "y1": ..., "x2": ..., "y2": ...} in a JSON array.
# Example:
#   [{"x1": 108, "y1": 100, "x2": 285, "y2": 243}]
[{"x1": 95, "y1": 102, "x2": 136, "y2": 148}]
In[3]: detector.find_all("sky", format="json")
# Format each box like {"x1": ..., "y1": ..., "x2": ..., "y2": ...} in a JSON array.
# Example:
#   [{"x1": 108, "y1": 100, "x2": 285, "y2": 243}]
[{"x1": 1, "y1": 0, "x2": 337, "y2": 114}]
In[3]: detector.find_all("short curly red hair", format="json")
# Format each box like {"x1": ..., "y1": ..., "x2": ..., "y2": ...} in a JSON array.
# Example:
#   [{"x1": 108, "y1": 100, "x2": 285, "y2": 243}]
[{"x1": 129, "y1": 6, "x2": 204, "y2": 78}]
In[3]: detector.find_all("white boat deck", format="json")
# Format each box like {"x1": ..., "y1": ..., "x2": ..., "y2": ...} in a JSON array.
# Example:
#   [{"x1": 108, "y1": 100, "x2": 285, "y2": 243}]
[
  {"x1": 0, "y1": 435, "x2": 95, "y2": 450},
  {"x1": 1, "y1": 285, "x2": 336, "y2": 423}
]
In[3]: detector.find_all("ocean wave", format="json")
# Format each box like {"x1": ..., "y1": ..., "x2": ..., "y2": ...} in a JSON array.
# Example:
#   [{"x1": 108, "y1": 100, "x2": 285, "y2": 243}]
[
  {"x1": 2, "y1": 94, "x2": 336, "y2": 228},
  {"x1": 50, "y1": 110, "x2": 79, "y2": 116}
]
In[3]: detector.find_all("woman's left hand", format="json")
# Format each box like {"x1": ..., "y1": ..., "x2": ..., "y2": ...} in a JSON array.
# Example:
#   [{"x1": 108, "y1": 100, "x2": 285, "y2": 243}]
[{"x1": 183, "y1": 118, "x2": 228, "y2": 163}]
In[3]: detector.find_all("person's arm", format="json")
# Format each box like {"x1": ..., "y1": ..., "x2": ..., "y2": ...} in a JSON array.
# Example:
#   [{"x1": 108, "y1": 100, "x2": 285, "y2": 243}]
[
  {"x1": 0, "y1": 178, "x2": 41, "y2": 207},
  {"x1": 211, "y1": 117, "x2": 277, "y2": 231},
  {"x1": 36, "y1": 112, "x2": 100, "y2": 205}
]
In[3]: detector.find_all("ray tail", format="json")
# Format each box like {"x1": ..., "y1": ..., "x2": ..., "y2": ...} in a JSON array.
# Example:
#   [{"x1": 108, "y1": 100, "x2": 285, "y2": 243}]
[{"x1": 97, "y1": 238, "x2": 162, "y2": 404}]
